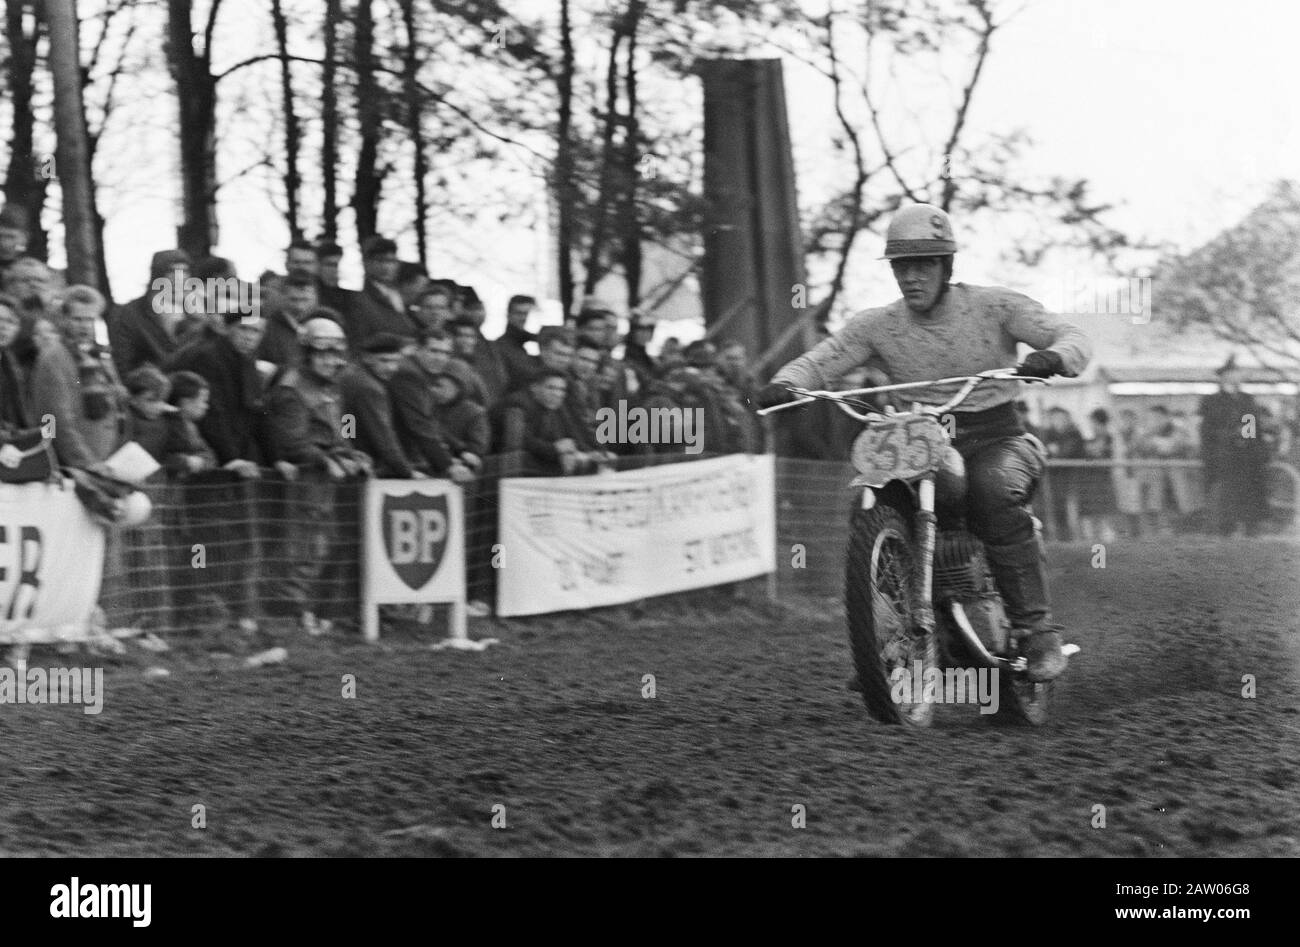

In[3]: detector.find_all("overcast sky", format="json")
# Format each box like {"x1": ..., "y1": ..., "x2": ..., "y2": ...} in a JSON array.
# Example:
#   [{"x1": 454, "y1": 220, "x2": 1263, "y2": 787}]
[{"x1": 77, "y1": 0, "x2": 1300, "y2": 337}]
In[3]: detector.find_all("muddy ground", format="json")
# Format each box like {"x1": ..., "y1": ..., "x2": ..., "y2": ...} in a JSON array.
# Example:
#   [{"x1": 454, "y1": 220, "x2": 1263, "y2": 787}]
[{"x1": 1, "y1": 537, "x2": 1297, "y2": 857}]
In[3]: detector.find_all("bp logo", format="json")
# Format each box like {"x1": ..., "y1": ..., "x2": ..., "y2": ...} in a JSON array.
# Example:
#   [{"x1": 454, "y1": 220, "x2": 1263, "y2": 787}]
[{"x1": 382, "y1": 492, "x2": 450, "y2": 590}]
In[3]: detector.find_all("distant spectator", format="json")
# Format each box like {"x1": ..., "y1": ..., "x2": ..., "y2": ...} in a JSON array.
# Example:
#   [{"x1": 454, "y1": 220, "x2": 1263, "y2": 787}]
[
  {"x1": 1078, "y1": 407, "x2": 1119, "y2": 542},
  {"x1": 388, "y1": 328, "x2": 469, "y2": 479},
  {"x1": 1133, "y1": 403, "x2": 1194, "y2": 534},
  {"x1": 430, "y1": 372, "x2": 491, "y2": 464},
  {"x1": 568, "y1": 341, "x2": 605, "y2": 436},
  {"x1": 491, "y1": 370, "x2": 599, "y2": 475},
  {"x1": 315, "y1": 242, "x2": 344, "y2": 289},
  {"x1": 259, "y1": 273, "x2": 318, "y2": 370},
  {"x1": 657, "y1": 337, "x2": 685, "y2": 374},
  {"x1": 342, "y1": 236, "x2": 418, "y2": 346},
  {"x1": 494, "y1": 294, "x2": 537, "y2": 389},
  {"x1": 412, "y1": 284, "x2": 454, "y2": 333},
  {"x1": 453, "y1": 290, "x2": 509, "y2": 402},
  {"x1": 339, "y1": 332, "x2": 423, "y2": 479},
  {"x1": 622, "y1": 313, "x2": 657, "y2": 380},
  {"x1": 265, "y1": 316, "x2": 373, "y2": 635},
  {"x1": 123, "y1": 364, "x2": 174, "y2": 466},
  {"x1": 1200, "y1": 356, "x2": 1269, "y2": 535},
  {"x1": 396, "y1": 261, "x2": 430, "y2": 313},
  {"x1": 0, "y1": 295, "x2": 32, "y2": 435},
  {"x1": 1112, "y1": 408, "x2": 1145, "y2": 536},
  {"x1": 1040, "y1": 406, "x2": 1085, "y2": 540},
  {"x1": 165, "y1": 310, "x2": 274, "y2": 479},
  {"x1": 0, "y1": 204, "x2": 30, "y2": 286},
  {"x1": 161, "y1": 371, "x2": 218, "y2": 477},
  {"x1": 2, "y1": 256, "x2": 58, "y2": 365},
  {"x1": 107, "y1": 249, "x2": 191, "y2": 375},
  {"x1": 447, "y1": 318, "x2": 499, "y2": 406},
  {"x1": 30, "y1": 285, "x2": 127, "y2": 470}
]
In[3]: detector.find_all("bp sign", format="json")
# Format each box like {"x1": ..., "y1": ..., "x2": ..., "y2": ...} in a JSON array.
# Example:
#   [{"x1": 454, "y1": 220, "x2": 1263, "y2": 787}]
[{"x1": 362, "y1": 479, "x2": 465, "y2": 641}]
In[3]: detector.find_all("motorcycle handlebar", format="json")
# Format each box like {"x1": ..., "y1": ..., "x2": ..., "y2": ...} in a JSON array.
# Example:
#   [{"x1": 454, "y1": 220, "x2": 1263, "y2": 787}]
[{"x1": 755, "y1": 369, "x2": 1046, "y2": 421}]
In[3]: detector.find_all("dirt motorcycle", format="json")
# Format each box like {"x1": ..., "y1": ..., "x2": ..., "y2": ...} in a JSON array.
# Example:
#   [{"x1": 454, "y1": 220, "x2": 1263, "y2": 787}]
[{"x1": 759, "y1": 369, "x2": 1079, "y2": 727}]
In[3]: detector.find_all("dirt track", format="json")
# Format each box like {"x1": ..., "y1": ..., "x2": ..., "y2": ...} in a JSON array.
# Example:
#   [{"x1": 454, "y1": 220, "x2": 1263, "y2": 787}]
[{"x1": 2, "y1": 537, "x2": 1297, "y2": 857}]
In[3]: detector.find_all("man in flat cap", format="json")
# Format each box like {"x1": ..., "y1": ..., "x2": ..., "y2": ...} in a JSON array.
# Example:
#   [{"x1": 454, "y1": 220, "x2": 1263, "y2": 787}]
[
  {"x1": 342, "y1": 236, "x2": 419, "y2": 349},
  {"x1": 339, "y1": 331, "x2": 425, "y2": 479}
]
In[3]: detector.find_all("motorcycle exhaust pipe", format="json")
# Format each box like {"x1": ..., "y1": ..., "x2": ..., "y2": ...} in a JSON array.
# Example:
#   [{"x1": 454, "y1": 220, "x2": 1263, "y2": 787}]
[{"x1": 948, "y1": 602, "x2": 1081, "y2": 668}]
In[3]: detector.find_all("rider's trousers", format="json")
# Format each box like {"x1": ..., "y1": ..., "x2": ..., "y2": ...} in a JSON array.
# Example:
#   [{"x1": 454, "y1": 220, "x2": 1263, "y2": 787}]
[{"x1": 959, "y1": 434, "x2": 1053, "y2": 631}]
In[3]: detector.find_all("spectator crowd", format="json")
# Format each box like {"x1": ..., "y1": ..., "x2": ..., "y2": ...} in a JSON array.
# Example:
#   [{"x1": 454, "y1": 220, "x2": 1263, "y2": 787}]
[{"x1": 0, "y1": 212, "x2": 764, "y2": 631}]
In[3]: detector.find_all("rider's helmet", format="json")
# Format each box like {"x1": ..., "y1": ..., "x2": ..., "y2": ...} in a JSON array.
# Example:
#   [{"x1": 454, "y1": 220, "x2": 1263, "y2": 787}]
[
  {"x1": 882, "y1": 204, "x2": 957, "y2": 259},
  {"x1": 299, "y1": 316, "x2": 348, "y2": 353}
]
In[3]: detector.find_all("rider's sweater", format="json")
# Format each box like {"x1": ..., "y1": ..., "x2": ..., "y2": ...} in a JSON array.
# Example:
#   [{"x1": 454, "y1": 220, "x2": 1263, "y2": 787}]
[{"x1": 771, "y1": 283, "x2": 1092, "y2": 446}]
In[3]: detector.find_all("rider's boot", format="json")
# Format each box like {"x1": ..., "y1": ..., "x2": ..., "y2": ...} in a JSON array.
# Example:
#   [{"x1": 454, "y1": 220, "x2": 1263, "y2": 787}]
[{"x1": 984, "y1": 535, "x2": 1067, "y2": 682}]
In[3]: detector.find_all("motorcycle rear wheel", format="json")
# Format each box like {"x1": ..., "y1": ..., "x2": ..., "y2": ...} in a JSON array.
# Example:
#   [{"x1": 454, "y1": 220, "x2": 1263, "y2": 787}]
[{"x1": 845, "y1": 502, "x2": 936, "y2": 726}]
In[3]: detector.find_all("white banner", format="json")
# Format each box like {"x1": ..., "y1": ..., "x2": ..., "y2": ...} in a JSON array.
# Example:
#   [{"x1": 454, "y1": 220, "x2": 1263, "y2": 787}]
[
  {"x1": 497, "y1": 454, "x2": 776, "y2": 617},
  {"x1": 0, "y1": 481, "x2": 106, "y2": 644},
  {"x1": 361, "y1": 478, "x2": 466, "y2": 641}
]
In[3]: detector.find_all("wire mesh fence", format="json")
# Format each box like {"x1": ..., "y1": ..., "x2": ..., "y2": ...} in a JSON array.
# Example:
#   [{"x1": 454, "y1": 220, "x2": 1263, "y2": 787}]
[{"x1": 94, "y1": 452, "x2": 1299, "y2": 637}]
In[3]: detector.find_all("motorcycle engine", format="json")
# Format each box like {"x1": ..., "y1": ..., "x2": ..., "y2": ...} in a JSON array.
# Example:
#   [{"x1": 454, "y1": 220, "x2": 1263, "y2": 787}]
[{"x1": 933, "y1": 530, "x2": 1010, "y2": 654}]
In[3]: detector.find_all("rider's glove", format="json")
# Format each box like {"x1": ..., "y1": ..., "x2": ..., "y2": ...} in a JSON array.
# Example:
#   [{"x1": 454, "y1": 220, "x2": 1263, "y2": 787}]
[
  {"x1": 753, "y1": 383, "x2": 798, "y2": 409},
  {"x1": 1015, "y1": 350, "x2": 1065, "y2": 379}
]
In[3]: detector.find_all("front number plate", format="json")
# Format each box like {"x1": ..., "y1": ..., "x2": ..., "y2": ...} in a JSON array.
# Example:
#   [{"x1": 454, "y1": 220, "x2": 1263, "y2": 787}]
[{"x1": 850, "y1": 415, "x2": 948, "y2": 488}]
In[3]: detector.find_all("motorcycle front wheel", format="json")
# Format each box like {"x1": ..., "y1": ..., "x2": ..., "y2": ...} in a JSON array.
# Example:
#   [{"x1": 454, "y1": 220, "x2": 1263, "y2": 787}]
[{"x1": 845, "y1": 501, "x2": 936, "y2": 726}]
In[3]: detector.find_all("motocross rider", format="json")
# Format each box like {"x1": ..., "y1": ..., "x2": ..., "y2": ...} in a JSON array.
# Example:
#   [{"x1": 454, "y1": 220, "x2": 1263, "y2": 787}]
[{"x1": 755, "y1": 204, "x2": 1092, "y2": 682}]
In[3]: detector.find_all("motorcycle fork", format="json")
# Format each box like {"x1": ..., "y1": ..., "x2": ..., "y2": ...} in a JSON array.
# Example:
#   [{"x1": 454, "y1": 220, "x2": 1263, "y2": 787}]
[{"x1": 911, "y1": 473, "x2": 938, "y2": 637}]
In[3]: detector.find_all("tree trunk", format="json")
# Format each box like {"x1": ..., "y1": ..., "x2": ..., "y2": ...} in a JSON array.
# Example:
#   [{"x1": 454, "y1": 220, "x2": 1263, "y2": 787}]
[
  {"x1": 351, "y1": 0, "x2": 382, "y2": 243},
  {"x1": 554, "y1": 0, "x2": 576, "y2": 314},
  {"x1": 619, "y1": 1, "x2": 644, "y2": 308},
  {"x1": 582, "y1": 26, "x2": 624, "y2": 298},
  {"x1": 165, "y1": 0, "x2": 218, "y2": 258},
  {"x1": 321, "y1": 0, "x2": 340, "y2": 241},
  {"x1": 4, "y1": 0, "x2": 50, "y2": 261},
  {"x1": 43, "y1": 0, "x2": 101, "y2": 288},
  {"x1": 400, "y1": 0, "x2": 427, "y2": 268},
  {"x1": 271, "y1": 0, "x2": 302, "y2": 242}
]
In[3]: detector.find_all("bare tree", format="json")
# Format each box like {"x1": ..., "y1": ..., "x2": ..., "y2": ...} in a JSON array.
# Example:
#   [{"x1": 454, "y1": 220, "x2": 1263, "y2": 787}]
[
  {"x1": 43, "y1": 0, "x2": 101, "y2": 288},
  {"x1": 165, "y1": 0, "x2": 220, "y2": 258},
  {"x1": 1158, "y1": 181, "x2": 1300, "y2": 372},
  {"x1": 399, "y1": 0, "x2": 428, "y2": 267},
  {"x1": 351, "y1": 0, "x2": 383, "y2": 242},
  {"x1": 321, "y1": 0, "x2": 341, "y2": 241},
  {"x1": 270, "y1": 0, "x2": 302, "y2": 242},
  {"x1": 4, "y1": 0, "x2": 50, "y2": 260}
]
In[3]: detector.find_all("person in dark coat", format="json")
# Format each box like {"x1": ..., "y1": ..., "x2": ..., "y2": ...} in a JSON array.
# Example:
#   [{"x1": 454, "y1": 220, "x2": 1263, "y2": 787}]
[
  {"x1": 388, "y1": 328, "x2": 471, "y2": 479},
  {"x1": 164, "y1": 311, "x2": 272, "y2": 476},
  {"x1": 258, "y1": 274, "x2": 319, "y2": 370},
  {"x1": 1040, "y1": 406, "x2": 1086, "y2": 540},
  {"x1": 1200, "y1": 355, "x2": 1270, "y2": 535},
  {"x1": 107, "y1": 248, "x2": 192, "y2": 375},
  {"x1": 491, "y1": 370, "x2": 598, "y2": 476},
  {"x1": 492, "y1": 294, "x2": 538, "y2": 391},
  {"x1": 341, "y1": 236, "x2": 420, "y2": 348},
  {"x1": 122, "y1": 365, "x2": 174, "y2": 469},
  {"x1": 431, "y1": 372, "x2": 491, "y2": 462},
  {"x1": 338, "y1": 332, "x2": 423, "y2": 479}
]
